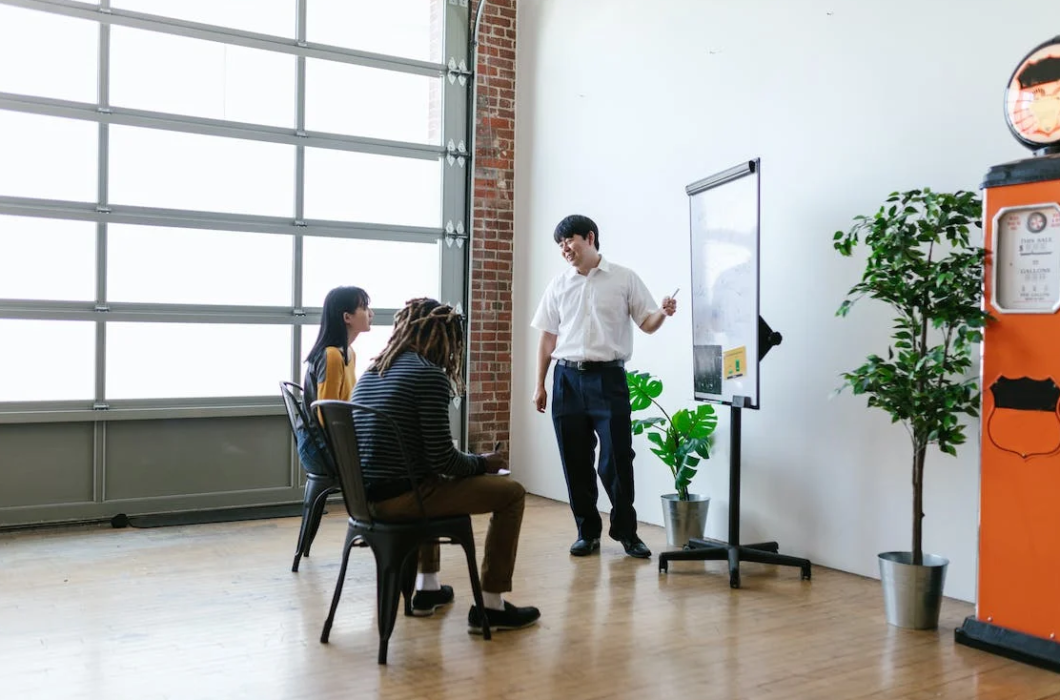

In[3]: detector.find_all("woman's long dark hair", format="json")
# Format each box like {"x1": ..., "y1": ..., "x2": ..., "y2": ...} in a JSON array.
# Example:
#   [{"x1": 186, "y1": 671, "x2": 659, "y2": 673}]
[{"x1": 306, "y1": 286, "x2": 370, "y2": 366}]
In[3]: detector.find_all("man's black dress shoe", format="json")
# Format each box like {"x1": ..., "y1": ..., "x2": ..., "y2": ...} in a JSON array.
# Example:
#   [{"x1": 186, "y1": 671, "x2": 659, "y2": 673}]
[
  {"x1": 620, "y1": 537, "x2": 651, "y2": 559},
  {"x1": 569, "y1": 537, "x2": 600, "y2": 556}
]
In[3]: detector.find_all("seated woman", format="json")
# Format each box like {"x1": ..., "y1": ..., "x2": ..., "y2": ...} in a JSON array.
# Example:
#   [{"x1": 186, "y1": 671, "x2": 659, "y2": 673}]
[
  {"x1": 351, "y1": 298, "x2": 540, "y2": 633},
  {"x1": 296, "y1": 286, "x2": 373, "y2": 475}
]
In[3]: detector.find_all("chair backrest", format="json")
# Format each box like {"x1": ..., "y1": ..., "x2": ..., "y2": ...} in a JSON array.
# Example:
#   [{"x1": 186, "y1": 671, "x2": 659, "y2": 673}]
[
  {"x1": 280, "y1": 381, "x2": 338, "y2": 476},
  {"x1": 278, "y1": 381, "x2": 305, "y2": 435},
  {"x1": 313, "y1": 399, "x2": 427, "y2": 524}
]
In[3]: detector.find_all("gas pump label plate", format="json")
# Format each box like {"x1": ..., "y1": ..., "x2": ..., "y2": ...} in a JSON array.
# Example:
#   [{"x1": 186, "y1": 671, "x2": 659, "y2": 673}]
[{"x1": 993, "y1": 203, "x2": 1060, "y2": 313}]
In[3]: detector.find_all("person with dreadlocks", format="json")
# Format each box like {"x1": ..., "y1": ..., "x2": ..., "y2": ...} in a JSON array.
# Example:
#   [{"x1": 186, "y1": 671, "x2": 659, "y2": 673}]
[{"x1": 351, "y1": 297, "x2": 540, "y2": 633}]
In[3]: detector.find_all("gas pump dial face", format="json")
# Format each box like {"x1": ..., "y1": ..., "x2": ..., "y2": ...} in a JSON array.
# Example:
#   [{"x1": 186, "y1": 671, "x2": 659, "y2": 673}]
[{"x1": 993, "y1": 204, "x2": 1060, "y2": 313}]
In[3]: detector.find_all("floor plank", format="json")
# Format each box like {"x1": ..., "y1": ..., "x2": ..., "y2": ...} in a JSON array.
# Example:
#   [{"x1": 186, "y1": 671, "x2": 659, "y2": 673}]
[{"x1": 2, "y1": 495, "x2": 1059, "y2": 699}]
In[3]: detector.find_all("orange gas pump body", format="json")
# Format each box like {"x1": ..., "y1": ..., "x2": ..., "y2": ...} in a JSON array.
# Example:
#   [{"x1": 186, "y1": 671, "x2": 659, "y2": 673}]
[{"x1": 979, "y1": 166, "x2": 1060, "y2": 640}]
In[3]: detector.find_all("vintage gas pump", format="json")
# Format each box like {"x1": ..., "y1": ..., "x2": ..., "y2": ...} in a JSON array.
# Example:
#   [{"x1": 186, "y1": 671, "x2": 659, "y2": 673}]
[{"x1": 955, "y1": 37, "x2": 1060, "y2": 670}]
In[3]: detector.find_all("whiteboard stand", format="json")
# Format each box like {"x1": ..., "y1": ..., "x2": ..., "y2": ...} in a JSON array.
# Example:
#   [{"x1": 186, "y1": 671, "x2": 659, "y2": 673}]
[{"x1": 658, "y1": 317, "x2": 811, "y2": 588}]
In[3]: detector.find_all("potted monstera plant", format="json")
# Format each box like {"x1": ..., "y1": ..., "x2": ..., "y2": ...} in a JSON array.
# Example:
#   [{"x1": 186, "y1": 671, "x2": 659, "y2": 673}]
[
  {"x1": 628, "y1": 370, "x2": 718, "y2": 547},
  {"x1": 834, "y1": 187, "x2": 989, "y2": 629}
]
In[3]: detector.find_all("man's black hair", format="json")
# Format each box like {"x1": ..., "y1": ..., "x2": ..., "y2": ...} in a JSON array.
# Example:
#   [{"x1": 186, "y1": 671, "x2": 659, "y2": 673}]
[{"x1": 553, "y1": 214, "x2": 600, "y2": 250}]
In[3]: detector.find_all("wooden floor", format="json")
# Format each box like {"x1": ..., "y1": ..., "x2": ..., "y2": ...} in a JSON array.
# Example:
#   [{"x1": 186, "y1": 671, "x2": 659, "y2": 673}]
[{"x1": 2, "y1": 495, "x2": 1060, "y2": 700}]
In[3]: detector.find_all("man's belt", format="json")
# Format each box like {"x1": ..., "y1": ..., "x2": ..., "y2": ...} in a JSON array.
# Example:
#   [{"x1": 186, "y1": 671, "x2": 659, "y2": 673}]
[{"x1": 556, "y1": 358, "x2": 625, "y2": 371}]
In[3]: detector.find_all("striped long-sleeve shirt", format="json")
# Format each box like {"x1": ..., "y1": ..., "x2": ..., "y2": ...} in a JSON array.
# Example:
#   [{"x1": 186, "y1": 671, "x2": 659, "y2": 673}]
[{"x1": 351, "y1": 350, "x2": 485, "y2": 500}]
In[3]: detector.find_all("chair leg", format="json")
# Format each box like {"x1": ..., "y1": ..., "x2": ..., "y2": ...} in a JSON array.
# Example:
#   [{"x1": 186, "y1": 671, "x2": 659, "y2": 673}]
[
  {"x1": 291, "y1": 500, "x2": 310, "y2": 572},
  {"x1": 292, "y1": 475, "x2": 335, "y2": 571},
  {"x1": 375, "y1": 561, "x2": 404, "y2": 665},
  {"x1": 320, "y1": 525, "x2": 361, "y2": 644},
  {"x1": 302, "y1": 481, "x2": 336, "y2": 558},
  {"x1": 401, "y1": 553, "x2": 418, "y2": 617},
  {"x1": 458, "y1": 536, "x2": 491, "y2": 640}
]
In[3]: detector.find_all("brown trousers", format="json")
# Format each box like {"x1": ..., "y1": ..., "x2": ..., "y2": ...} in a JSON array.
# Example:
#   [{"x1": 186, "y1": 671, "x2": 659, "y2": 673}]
[{"x1": 370, "y1": 475, "x2": 526, "y2": 593}]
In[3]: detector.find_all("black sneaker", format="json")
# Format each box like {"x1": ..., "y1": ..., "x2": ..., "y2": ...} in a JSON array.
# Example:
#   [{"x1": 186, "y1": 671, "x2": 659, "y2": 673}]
[
  {"x1": 467, "y1": 601, "x2": 541, "y2": 634},
  {"x1": 410, "y1": 585, "x2": 454, "y2": 617}
]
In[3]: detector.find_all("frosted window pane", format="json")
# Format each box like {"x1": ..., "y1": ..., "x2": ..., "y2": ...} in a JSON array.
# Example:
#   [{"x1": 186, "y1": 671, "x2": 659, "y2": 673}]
[
  {"x1": 304, "y1": 149, "x2": 440, "y2": 227},
  {"x1": 0, "y1": 320, "x2": 95, "y2": 402},
  {"x1": 111, "y1": 27, "x2": 295, "y2": 128},
  {"x1": 111, "y1": 0, "x2": 294, "y2": 38},
  {"x1": 0, "y1": 112, "x2": 97, "y2": 202},
  {"x1": 302, "y1": 238, "x2": 439, "y2": 309},
  {"x1": 0, "y1": 5, "x2": 97, "y2": 103},
  {"x1": 109, "y1": 126, "x2": 294, "y2": 216},
  {"x1": 106, "y1": 323, "x2": 290, "y2": 399},
  {"x1": 300, "y1": 325, "x2": 393, "y2": 380},
  {"x1": 305, "y1": 59, "x2": 439, "y2": 144},
  {"x1": 108, "y1": 225, "x2": 291, "y2": 306},
  {"x1": 307, "y1": 0, "x2": 440, "y2": 63},
  {"x1": 0, "y1": 216, "x2": 96, "y2": 301}
]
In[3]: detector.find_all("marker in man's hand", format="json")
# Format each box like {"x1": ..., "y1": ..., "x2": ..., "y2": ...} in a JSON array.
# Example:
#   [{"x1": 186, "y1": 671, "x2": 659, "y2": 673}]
[{"x1": 670, "y1": 287, "x2": 680, "y2": 299}]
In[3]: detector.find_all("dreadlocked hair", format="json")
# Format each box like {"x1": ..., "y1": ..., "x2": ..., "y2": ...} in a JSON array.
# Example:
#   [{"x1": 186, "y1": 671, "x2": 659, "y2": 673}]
[{"x1": 370, "y1": 298, "x2": 466, "y2": 395}]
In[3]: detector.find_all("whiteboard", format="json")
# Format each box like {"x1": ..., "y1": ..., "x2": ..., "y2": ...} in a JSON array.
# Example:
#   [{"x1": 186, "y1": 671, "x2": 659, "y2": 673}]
[{"x1": 687, "y1": 159, "x2": 760, "y2": 408}]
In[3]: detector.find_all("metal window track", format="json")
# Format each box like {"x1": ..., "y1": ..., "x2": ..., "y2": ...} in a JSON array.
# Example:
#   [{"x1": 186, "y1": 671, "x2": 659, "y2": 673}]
[
  {"x1": 0, "y1": 92, "x2": 447, "y2": 160},
  {"x1": 0, "y1": 196, "x2": 443, "y2": 241}
]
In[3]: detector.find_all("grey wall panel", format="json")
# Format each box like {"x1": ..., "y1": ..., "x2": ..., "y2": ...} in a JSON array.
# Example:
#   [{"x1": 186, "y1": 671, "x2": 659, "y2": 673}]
[
  {"x1": 104, "y1": 416, "x2": 291, "y2": 500},
  {"x1": 0, "y1": 423, "x2": 95, "y2": 507}
]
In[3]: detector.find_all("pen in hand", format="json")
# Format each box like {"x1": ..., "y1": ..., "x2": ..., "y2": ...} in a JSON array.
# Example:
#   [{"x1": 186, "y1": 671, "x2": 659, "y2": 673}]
[{"x1": 664, "y1": 288, "x2": 679, "y2": 314}]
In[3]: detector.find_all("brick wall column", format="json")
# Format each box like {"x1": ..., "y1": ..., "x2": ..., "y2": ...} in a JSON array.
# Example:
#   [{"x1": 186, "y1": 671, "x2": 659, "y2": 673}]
[{"x1": 467, "y1": 0, "x2": 516, "y2": 452}]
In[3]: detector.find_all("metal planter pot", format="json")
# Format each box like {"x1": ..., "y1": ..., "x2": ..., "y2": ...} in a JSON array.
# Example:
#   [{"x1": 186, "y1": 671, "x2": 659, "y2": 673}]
[
  {"x1": 878, "y1": 551, "x2": 949, "y2": 630},
  {"x1": 661, "y1": 493, "x2": 710, "y2": 548}
]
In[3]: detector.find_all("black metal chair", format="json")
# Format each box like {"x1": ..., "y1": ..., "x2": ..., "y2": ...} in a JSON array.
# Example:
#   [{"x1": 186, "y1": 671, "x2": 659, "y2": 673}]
[
  {"x1": 279, "y1": 381, "x2": 340, "y2": 572},
  {"x1": 312, "y1": 399, "x2": 491, "y2": 664}
]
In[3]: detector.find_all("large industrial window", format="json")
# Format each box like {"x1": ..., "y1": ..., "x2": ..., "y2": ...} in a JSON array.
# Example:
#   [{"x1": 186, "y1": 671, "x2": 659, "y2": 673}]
[
  {"x1": 0, "y1": 0, "x2": 470, "y2": 417},
  {"x1": 0, "y1": 0, "x2": 472, "y2": 526}
]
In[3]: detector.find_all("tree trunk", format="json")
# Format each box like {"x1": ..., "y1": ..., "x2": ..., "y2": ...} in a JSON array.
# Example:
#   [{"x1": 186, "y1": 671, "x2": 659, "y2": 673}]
[{"x1": 912, "y1": 443, "x2": 927, "y2": 565}]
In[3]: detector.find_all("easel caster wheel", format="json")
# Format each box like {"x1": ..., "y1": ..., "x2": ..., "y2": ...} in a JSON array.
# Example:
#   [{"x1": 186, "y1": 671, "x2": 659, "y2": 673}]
[
  {"x1": 801, "y1": 567, "x2": 811, "y2": 581},
  {"x1": 659, "y1": 562, "x2": 668, "y2": 573},
  {"x1": 729, "y1": 572, "x2": 740, "y2": 589}
]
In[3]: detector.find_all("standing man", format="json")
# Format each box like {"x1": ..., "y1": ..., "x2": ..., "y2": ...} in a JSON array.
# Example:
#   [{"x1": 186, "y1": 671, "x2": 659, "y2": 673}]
[{"x1": 531, "y1": 214, "x2": 677, "y2": 559}]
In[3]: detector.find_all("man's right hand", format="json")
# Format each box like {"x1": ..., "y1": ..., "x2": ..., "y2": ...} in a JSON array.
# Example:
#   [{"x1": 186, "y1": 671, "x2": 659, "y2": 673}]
[{"x1": 533, "y1": 386, "x2": 547, "y2": 413}]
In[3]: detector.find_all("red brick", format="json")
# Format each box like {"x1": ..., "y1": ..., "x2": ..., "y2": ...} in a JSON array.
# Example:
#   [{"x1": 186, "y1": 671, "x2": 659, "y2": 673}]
[{"x1": 467, "y1": 1, "x2": 516, "y2": 451}]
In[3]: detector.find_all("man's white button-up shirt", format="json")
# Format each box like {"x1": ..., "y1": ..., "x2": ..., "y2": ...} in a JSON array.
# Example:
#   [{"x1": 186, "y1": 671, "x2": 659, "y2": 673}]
[{"x1": 531, "y1": 256, "x2": 659, "y2": 362}]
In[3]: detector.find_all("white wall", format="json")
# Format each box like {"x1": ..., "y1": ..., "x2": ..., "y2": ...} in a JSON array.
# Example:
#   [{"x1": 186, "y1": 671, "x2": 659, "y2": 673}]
[{"x1": 510, "y1": 0, "x2": 1060, "y2": 602}]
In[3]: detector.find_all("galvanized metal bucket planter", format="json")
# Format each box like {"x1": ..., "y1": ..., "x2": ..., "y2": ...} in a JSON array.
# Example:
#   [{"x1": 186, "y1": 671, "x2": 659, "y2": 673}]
[
  {"x1": 878, "y1": 551, "x2": 949, "y2": 629},
  {"x1": 661, "y1": 493, "x2": 710, "y2": 548}
]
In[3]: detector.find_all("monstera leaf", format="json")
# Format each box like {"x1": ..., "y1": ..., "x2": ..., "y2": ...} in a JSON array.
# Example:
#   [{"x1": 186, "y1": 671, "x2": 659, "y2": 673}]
[{"x1": 627, "y1": 370, "x2": 718, "y2": 500}]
